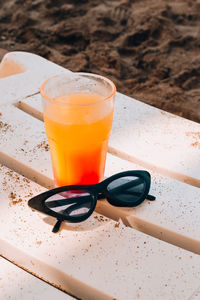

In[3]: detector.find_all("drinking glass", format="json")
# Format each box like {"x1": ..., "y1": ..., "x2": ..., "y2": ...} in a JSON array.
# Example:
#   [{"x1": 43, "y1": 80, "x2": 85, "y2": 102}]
[{"x1": 41, "y1": 72, "x2": 116, "y2": 187}]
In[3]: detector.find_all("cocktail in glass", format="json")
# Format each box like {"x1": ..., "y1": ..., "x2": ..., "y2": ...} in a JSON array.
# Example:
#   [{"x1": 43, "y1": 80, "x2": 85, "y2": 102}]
[{"x1": 41, "y1": 72, "x2": 116, "y2": 187}]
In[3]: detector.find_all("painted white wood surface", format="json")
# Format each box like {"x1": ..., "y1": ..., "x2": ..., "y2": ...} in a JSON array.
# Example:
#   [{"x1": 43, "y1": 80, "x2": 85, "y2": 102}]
[
  {"x1": 103, "y1": 155, "x2": 200, "y2": 254},
  {"x1": 0, "y1": 98, "x2": 200, "y2": 253},
  {"x1": 0, "y1": 257, "x2": 74, "y2": 300},
  {"x1": 16, "y1": 91, "x2": 200, "y2": 189},
  {"x1": 0, "y1": 51, "x2": 200, "y2": 299},
  {"x1": 0, "y1": 52, "x2": 70, "y2": 110},
  {"x1": 110, "y1": 92, "x2": 200, "y2": 187},
  {"x1": 0, "y1": 164, "x2": 200, "y2": 300}
]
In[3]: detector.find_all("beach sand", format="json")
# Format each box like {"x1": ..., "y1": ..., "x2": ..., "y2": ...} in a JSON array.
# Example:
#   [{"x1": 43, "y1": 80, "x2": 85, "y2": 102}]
[{"x1": 0, "y1": 0, "x2": 199, "y2": 122}]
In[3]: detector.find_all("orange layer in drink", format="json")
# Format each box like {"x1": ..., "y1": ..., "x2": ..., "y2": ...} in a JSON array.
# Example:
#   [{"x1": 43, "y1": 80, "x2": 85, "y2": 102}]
[{"x1": 44, "y1": 93, "x2": 113, "y2": 186}]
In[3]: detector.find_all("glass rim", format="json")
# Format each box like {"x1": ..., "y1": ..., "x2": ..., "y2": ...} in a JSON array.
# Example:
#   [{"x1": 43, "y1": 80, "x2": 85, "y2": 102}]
[{"x1": 40, "y1": 71, "x2": 116, "y2": 106}]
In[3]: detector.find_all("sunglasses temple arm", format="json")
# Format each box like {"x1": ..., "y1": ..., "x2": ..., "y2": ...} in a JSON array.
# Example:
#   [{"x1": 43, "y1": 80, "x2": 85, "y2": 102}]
[
  {"x1": 52, "y1": 219, "x2": 62, "y2": 233},
  {"x1": 121, "y1": 190, "x2": 156, "y2": 201},
  {"x1": 146, "y1": 194, "x2": 156, "y2": 201}
]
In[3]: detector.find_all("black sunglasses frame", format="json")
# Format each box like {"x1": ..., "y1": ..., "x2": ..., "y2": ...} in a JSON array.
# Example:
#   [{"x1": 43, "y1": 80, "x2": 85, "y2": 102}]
[{"x1": 28, "y1": 170, "x2": 155, "y2": 232}]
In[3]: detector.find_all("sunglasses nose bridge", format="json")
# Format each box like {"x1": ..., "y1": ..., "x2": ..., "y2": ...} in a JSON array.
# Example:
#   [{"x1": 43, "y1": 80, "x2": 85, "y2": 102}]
[{"x1": 97, "y1": 192, "x2": 106, "y2": 200}]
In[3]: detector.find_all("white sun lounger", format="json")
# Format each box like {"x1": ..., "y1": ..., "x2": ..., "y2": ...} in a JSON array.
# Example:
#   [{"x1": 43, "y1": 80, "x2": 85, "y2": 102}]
[{"x1": 0, "y1": 52, "x2": 200, "y2": 300}]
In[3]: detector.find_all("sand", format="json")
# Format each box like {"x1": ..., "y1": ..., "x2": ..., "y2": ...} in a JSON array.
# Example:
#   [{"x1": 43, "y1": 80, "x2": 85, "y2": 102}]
[{"x1": 0, "y1": 0, "x2": 200, "y2": 122}]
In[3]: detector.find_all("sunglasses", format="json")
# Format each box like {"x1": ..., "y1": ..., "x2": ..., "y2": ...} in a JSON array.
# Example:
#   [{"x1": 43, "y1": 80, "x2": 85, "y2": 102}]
[{"x1": 28, "y1": 170, "x2": 156, "y2": 233}]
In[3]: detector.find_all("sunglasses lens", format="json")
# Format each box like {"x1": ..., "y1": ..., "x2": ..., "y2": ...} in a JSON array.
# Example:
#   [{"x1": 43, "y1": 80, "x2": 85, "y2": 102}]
[
  {"x1": 44, "y1": 190, "x2": 93, "y2": 218},
  {"x1": 107, "y1": 176, "x2": 146, "y2": 204}
]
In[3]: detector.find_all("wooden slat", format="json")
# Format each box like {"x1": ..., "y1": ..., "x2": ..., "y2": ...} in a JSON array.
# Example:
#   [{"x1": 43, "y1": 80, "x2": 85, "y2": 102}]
[
  {"x1": 0, "y1": 105, "x2": 54, "y2": 188},
  {"x1": 18, "y1": 91, "x2": 200, "y2": 188},
  {"x1": 101, "y1": 155, "x2": 200, "y2": 254},
  {"x1": 0, "y1": 51, "x2": 69, "y2": 106},
  {"x1": 0, "y1": 257, "x2": 74, "y2": 299},
  {"x1": 110, "y1": 92, "x2": 200, "y2": 187}
]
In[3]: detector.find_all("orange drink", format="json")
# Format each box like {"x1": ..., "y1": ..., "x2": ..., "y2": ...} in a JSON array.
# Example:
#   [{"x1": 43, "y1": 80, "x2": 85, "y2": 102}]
[{"x1": 41, "y1": 73, "x2": 116, "y2": 187}]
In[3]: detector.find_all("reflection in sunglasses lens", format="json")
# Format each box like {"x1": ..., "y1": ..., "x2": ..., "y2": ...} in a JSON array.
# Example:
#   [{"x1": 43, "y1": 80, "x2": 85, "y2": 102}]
[
  {"x1": 45, "y1": 190, "x2": 93, "y2": 218},
  {"x1": 107, "y1": 176, "x2": 146, "y2": 203}
]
